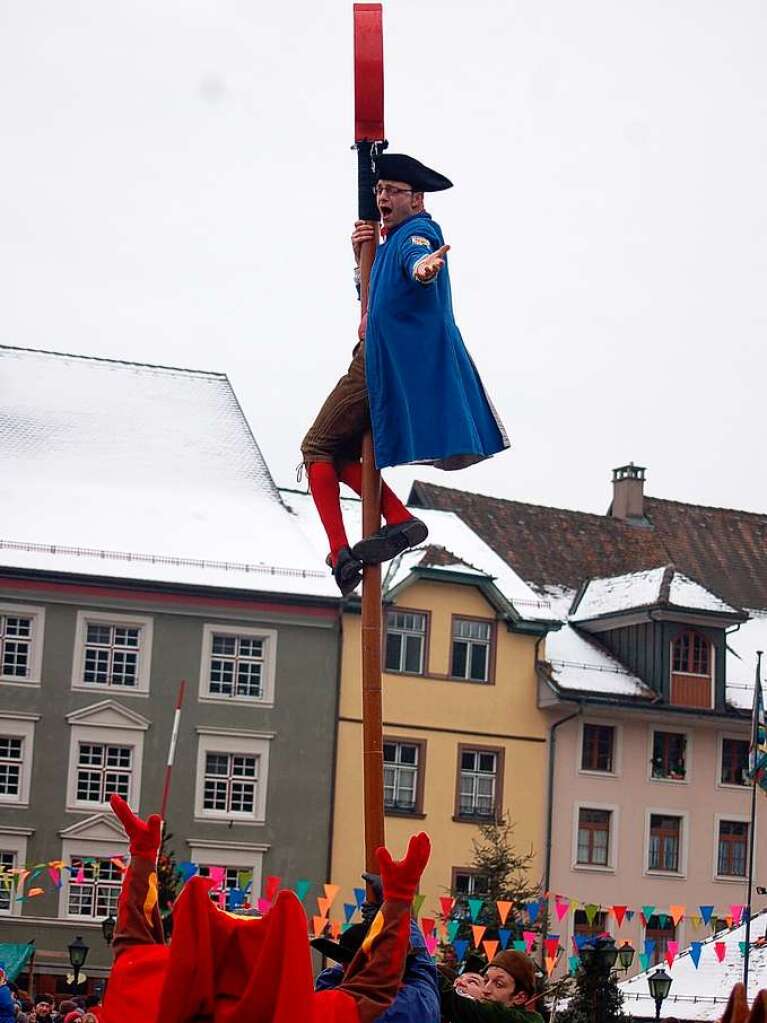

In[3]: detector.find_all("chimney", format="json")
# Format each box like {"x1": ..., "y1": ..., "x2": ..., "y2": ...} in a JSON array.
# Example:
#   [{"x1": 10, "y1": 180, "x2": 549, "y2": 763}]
[{"x1": 610, "y1": 463, "x2": 646, "y2": 520}]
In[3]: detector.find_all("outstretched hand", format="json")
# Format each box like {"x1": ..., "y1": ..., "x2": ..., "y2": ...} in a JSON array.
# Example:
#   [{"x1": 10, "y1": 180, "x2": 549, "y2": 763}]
[
  {"x1": 376, "y1": 832, "x2": 431, "y2": 903},
  {"x1": 110, "y1": 793, "x2": 162, "y2": 858},
  {"x1": 415, "y1": 244, "x2": 450, "y2": 283}
]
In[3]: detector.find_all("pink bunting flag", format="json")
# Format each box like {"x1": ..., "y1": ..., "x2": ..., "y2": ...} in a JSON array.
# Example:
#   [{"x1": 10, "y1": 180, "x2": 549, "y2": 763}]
[
  {"x1": 496, "y1": 900, "x2": 513, "y2": 925},
  {"x1": 665, "y1": 941, "x2": 679, "y2": 967},
  {"x1": 264, "y1": 875, "x2": 282, "y2": 902},
  {"x1": 669, "y1": 905, "x2": 685, "y2": 926},
  {"x1": 421, "y1": 917, "x2": 436, "y2": 938},
  {"x1": 207, "y1": 866, "x2": 225, "y2": 887},
  {"x1": 440, "y1": 896, "x2": 455, "y2": 918},
  {"x1": 483, "y1": 939, "x2": 499, "y2": 961},
  {"x1": 715, "y1": 942, "x2": 726, "y2": 963},
  {"x1": 555, "y1": 897, "x2": 570, "y2": 922},
  {"x1": 731, "y1": 905, "x2": 744, "y2": 926},
  {"x1": 471, "y1": 925, "x2": 486, "y2": 948},
  {"x1": 110, "y1": 857, "x2": 128, "y2": 873},
  {"x1": 257, "y1": 897, "x2": 272, "y2": 914},
  {"x1": 324, "y1": 883, "x2": 341, "y2": 906},
  {"x1": 425, "y1": 935, "x2": 439, "y2": 956},
  {"x1": 74, "y1": 867, "x2": 85, "y2": 885},
  {"x1": 47, "y1": 867, "x2": 61, "y2": 889},
  {"x1": 523, "y1": 930, "x2": 536, "y2": 954}
]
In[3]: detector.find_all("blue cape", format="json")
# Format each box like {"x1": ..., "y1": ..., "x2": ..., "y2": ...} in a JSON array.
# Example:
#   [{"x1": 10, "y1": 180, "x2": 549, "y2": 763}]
[{"x1": 365, "y1": 212, "x2": 509, "y2": 470}]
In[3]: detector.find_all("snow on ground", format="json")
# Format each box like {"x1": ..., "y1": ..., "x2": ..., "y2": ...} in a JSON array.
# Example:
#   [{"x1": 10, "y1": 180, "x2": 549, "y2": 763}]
[{"x1": 618, "y1": 911, "x2": 767, "y2": 1020}]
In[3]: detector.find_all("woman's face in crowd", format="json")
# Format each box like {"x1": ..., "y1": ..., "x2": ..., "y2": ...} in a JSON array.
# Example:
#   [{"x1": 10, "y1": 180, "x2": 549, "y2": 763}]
[{"x1": 454, "y1": 972, "x2": 484, "y2": 998}]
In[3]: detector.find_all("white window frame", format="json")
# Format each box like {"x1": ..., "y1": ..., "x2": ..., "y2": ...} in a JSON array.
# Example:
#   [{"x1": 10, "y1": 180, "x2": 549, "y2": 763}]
[
  {"x1": 59, "y1": 837, "x2": 129, "y2": 922},
  {"x1": 71, "y1": 610, "x2": 153, "y2": 695},
  {"x1": 571, "y1": 801, "x2": 620, "y2": 873},
  {"x1": 644, "y1": 807, "x2": 690, "y2": 879},
  {"x1": 384, "y1": 611, "x2": 427, "y2": 675},
  {"x1": 0, "y1": 830, "x2": 31, "y2": 917},
  {"x1": 713, "y1": 812, "x2": 752, "y2": 883},
  {"x1": 0, "y1": 603, "x2": 45, "y2": 687},
  {"x1": 194, "y1": 728, "x2": 273, "y2": 825},
  {"x1": 66, "y1": 723, "x2": 145, "y2": 813},
  {"x1": 0, "y1": 714, "x2": 38, "y2": 807},
  {"x1": 577, "y1": 719, "x2": 622, "y2": 778},
  {"x1": 187, "y1": 839, "x2": 269, "y2": 908},
  {"x1": 716, "y1": 732, "x2": 751, "y2": 791},
  {"x1": 198, "y1": 624, "x2": 277, "y2": 707},
  {"x1": 647, "y1": 724, "x2": 693, "y2": 785}
]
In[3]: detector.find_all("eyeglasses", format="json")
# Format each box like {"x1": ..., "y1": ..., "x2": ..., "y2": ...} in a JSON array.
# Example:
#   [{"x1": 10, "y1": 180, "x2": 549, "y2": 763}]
[{"x1": 374, "y1": 184, "x2": 414, "y2": 197}]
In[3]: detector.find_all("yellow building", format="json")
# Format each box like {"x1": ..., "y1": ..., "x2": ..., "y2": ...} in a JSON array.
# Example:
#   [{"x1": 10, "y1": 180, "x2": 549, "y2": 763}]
[{"x1": 329, "y1": 508, "x2": 559, "y2": 923}]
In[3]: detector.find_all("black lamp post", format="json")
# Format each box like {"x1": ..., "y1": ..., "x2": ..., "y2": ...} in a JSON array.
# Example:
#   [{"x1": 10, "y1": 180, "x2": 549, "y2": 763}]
[
  {"x1": 618, "y1": 940, "x2": 635, "y2": 972},
  {"x1": 67, "y1": 935, "x2": 89, "y2": 990},
  {"x1": 597, "y1": 937, "x2": 619, "y2": 973},
  {"x1": 101, "y1": 915, "x2": 116, "y2": 946},
  {"x1": 648, "y1": 966, "x2": 673, "y2": 1021}
]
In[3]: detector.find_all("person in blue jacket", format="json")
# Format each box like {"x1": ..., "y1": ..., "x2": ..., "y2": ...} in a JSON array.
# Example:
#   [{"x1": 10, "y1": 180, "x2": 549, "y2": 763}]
[
  {"x1": 301, "y1": 153, "x2": 509, "y2": 595},
  {"x1": 0, "y1": 966, "x2": 16, "y2": 1023},
  {"x1": 312, "y1": 917, "x2": 441, "y2": 1023}
]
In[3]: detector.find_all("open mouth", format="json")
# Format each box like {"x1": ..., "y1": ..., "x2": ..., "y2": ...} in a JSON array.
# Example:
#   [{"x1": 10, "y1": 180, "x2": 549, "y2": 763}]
[{"x1": 379, "y1": 204, "x2": 392, "y2": 218}]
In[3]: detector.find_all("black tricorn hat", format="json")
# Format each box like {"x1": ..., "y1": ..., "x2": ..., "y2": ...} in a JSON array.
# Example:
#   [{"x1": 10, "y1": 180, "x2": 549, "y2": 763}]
[
  {"x1": 376, "y1": 153, "x2": 453, "y2": 192},
  {"x1": 310, "y1": 922, "x2": 368, "y2": 965}
]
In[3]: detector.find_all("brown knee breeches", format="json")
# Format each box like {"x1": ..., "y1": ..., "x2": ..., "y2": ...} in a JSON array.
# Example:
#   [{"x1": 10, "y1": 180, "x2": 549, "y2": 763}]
[{"x1": 301, "y1": 342, "x2": 370, "y2": 464}]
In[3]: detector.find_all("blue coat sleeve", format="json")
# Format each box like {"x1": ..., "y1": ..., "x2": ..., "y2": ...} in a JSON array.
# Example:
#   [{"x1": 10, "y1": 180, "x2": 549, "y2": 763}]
[
  {"x1": 314, "y1": 964, "x2": 345, "y2": 992},
  {"x1": 376, "y1": 919, "x2": 441, "y2": 1023},
  {"x1": 397, "y1": 225, "x2": 442, "y2": 283}
]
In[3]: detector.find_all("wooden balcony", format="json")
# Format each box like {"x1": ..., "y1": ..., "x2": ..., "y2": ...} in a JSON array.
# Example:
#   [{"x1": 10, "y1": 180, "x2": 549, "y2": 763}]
[{"x1": 670, "y1": 672, "x2": 713, "y2": 709}]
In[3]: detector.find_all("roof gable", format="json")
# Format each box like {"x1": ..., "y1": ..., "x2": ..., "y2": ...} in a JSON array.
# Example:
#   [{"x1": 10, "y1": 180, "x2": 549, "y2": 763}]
[
  {"x1": 66, "y1": 699, "x2": 151, "y2": 730},
  {"x1": 59, "y1": 813, "x2": 128, "y2": 842}
]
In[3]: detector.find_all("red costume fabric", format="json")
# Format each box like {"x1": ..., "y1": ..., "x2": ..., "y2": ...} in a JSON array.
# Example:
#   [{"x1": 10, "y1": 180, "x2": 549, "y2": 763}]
[{"x1": 103, "y1": 795, "x2": 430, "y2": 1023}]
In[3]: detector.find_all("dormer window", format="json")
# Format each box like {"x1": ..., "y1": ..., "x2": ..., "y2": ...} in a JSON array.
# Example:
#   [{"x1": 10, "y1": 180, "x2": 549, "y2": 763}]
[{"x1": 670, "y1": 629, "x2": 713, "y2": 709}]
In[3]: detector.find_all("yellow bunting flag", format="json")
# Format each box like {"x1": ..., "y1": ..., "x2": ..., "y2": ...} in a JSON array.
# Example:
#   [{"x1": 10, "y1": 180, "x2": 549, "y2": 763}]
[
  {"x1": 316, "y1": 897, "x2": 331, "y2": 918},
  {"x1": 324, "y1": 883, "x2": 341, "y2": 906},
  {"x1": 496, "y1": 900, "x2": 513, "y2": 925},
  {"x1": 471, "y1": 925, "x2": 486, "y2": 948},
  {"x1": 570, "y1": 899, "x2": 579, "y2": 913},
  {"x1": 670, "y1": 905, "x2": 685, "y2": 926},
  {"x1": 690, "y1": 915, "x2": 702, "y2": 928},
  {"x1": 483, "y1": 939, "x2": 499, "y2": 961},
  {"x1": 312, "y1": 915, "x2": 326, "y2": 937}
]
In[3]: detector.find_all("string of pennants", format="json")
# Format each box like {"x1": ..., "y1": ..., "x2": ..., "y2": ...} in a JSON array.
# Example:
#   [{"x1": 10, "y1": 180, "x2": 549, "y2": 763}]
[{"x1": 0, "y1": 858, "x2": 756, "y2": 973}]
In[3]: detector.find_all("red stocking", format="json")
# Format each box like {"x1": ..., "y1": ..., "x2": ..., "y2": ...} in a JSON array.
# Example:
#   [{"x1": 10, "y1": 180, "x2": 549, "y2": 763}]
[
  {"x1": 307, "y1": 462, "x2": 349, "y2": 565},
  {"x1": 337, "y1": 462, "x2": 412, "y2": 526}
]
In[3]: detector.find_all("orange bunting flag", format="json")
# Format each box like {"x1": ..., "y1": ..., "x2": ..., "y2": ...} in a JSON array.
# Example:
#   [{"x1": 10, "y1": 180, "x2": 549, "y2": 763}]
[
  {"x1": 483, "y1": 939, "x2": 499, "y2": 961},
  {"x1": 545, "y1": 956, "x2": 556, "y2": 976},
  {"x1": 330, "y1": 919, "x2": 341, "y2": 939},
  {"x1": 496, "y1": 900, "x2": 513, "y2": 925},
  {"x1": 324, "y1": 883, "x2": 341, "y2": 905},
  {"x1": 471, "y1": 925, "x2": 486, "y2": 948},
  {"x1": 312, "y1": 916, "x2": 326, "y2": 937},
  {"x1": 725, "y1": 916, "x2": 734, "y2": 928},
  {"x1": 670, "y1": 905, "x2": 685, "y2": 926},
  {"x1": 28, "y1": 887, "x2": 44, "y2": 897},
  {"x1": 316, "y1": 897, "x2": 331, "y2": 918},
  {"x1": 16, "y1": 869, "x2": 29, "y2": 888}
]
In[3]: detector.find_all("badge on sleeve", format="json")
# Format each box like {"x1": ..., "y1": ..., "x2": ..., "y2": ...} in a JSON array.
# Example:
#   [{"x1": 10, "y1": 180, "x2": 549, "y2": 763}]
[{"x1": 410, "y1": 236, "x2": 432, "y2": 249}]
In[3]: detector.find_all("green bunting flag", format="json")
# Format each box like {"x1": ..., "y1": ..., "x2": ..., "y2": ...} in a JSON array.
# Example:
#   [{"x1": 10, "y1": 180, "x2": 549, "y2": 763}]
[
  {"x1": 294, "y1": 880, "x2": 311, "y2": 902},
  {"x1": 468, "y1": 898, "x2": 484, "y2": 922},
  {"x1": 584, "y1": 903, "x2": 600, "y2": 925},
  {"x1": 413, "y1": 893, "x2": 426, "y2": 918}
]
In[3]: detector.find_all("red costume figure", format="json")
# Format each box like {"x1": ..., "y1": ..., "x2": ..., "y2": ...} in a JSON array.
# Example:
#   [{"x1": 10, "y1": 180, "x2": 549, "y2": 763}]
[{"x1": 103, "y1": 795, "x2": 430, "y2": 1023}]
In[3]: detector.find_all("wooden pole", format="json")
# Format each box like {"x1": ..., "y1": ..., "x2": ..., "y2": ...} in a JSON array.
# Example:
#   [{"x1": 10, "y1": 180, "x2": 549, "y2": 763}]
[{"x1": 353, "y1": 3, "x2": 386, "y2": 875}]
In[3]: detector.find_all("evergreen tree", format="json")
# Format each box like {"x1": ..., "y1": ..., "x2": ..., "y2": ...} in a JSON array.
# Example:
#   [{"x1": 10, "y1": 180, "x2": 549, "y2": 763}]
[
  {"x1": 556, "y1": 938, "x2": 629, "y2": 1023},
  {"x1": 156, "y1": 828, "x2": 182, "y2": 939}
]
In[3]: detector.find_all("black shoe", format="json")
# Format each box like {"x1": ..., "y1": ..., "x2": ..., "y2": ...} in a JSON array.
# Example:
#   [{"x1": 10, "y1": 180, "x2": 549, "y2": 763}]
[
  {"x1": 331, "y1": 546, "x2": 364, "y2": 596},
  {"x1": 351, "y1": 518, "x2": 429, "y2": 566}
]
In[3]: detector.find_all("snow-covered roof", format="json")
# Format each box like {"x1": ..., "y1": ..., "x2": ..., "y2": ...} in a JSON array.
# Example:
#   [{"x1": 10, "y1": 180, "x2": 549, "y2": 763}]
[
  {"x1": 283, "y1": 491, "x2": 557, "y2": 621},
  {"x1": 726, "y1": 610, "x2": 767, "y2": 711},
  {"x1": 571, "y1": 565, "x2": 741, "y2": 622},
  {"x1": 619, "y1": 912, "x2": 767, "y2": 1019},
  {"x1": 545, "y1": 620, "x2": 654, "y2": 699},
  {"x1": 0, "y1": 347, "x2": 337, "y2": 598}
]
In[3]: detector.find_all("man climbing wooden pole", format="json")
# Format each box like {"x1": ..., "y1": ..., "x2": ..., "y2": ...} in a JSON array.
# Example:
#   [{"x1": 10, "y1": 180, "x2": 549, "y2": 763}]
[{"x1": 299, "y1": 0, "x2": 510, "y2": 880}]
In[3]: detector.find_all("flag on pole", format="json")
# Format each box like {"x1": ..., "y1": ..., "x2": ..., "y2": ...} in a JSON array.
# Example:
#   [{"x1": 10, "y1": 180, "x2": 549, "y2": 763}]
[{"x1": 747, "y1": 655, "x2": 767, "y2": 792}]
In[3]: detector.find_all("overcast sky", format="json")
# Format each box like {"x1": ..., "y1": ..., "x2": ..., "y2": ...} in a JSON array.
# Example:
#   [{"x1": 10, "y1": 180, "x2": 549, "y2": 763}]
[{"x1": 2, "y1": 1, "x2": 766, "y2": 516}]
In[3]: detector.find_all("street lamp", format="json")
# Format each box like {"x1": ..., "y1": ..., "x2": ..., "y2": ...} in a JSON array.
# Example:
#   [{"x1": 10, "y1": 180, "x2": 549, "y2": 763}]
[
  {"x1": 618, "y1": 941, "x2": 635, "y2": 972},
  {"x1": 67, "y1": 935, "x2": 89, "y2": 990},
  {"x1": 597, "y1": 937, "x2": 619, "y2": 973},
  {"x1": 648, "y1": 966, "x2": 673, "y2": 1021},
  {"x1": 101, "y1": 915, "x2": 116, "y2": 945}
]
